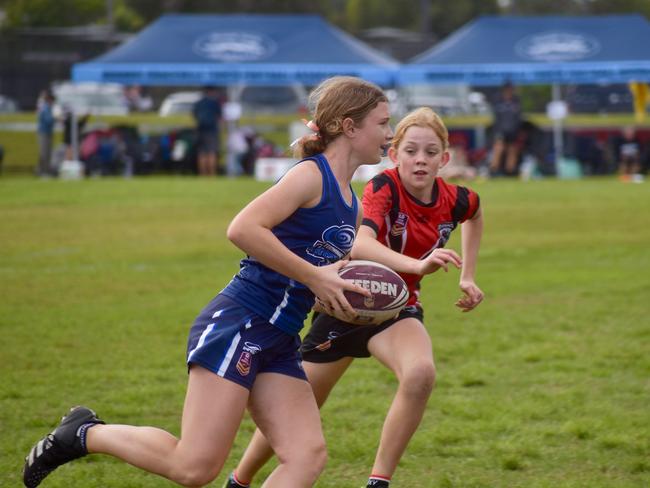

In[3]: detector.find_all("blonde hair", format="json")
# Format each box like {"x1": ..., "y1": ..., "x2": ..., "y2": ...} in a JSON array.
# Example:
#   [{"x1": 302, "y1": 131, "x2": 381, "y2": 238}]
[
  {"x1": 293, "y1": 76, "x2": 387, "y2": 158},
  {"x1": 391, "y1": 107, "x2": 449, "y2": 151}
]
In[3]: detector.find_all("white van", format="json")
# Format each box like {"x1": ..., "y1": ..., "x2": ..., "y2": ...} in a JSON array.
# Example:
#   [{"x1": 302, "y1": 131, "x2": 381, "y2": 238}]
[
  {"x1": 158, "y1": 91, "x2": 202, "y2": 117},
  {"x1": 52, "y1": 82, "x2": 129, "y2": 117}
]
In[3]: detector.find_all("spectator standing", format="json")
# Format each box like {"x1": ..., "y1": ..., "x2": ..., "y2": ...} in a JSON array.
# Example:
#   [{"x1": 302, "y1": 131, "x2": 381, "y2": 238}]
[
  {"x1": 36, "y1": 90, "x2": 56, "y2": 177},
  {"x1": 225, "y1": 124, "x2": 248, "y2": 177},
  {"x1": 192, "y1": 86, "x2": 223, "y2": 176},
  {"x1": 63, "y1": 108, "x2": 90, "y2": 161},
  {"x1": 489, "y1": 82, "x2": 522, "y2": 176},
  {"x1": 617, "y1": 126, "x2": 643, "y2": 180}
]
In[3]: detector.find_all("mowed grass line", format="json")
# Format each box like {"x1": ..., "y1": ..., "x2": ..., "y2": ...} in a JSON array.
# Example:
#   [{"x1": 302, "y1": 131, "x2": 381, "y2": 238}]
[{"x1": 1, "y1": 177, "x2": 648, "y2": 487}]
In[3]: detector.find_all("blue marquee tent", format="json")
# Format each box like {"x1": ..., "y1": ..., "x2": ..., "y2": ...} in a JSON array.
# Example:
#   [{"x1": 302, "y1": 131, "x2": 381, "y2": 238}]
[
  {"x1": 398, "y1": 15, "x2": 650, "y2": 86},
  {"x1": 73, "y1": 14, "x2": 398, "y2": 86}
]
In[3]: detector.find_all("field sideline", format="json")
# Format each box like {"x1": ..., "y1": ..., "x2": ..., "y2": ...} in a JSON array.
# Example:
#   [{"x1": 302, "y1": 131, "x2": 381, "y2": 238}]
[{"x1": 1, "y1": 176, "x2": 649, "y2": 487}]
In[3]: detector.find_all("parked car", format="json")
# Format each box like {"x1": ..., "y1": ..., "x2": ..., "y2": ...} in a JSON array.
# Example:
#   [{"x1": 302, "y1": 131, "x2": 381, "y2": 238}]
[
  {"x1": 565, "y1": 84, "x2": 634, "y2": 114},
  {"x1": 52, "y1": 82, "x2": 129, "y2": 117},
  {"x1": 229, "y1": 84, "x2": 308, "y2": 114},
  {"x1": 398, "y1": 84, "x2": 490, "y2": 115},
  {"x1": 159, "y1": 85, "x2": 308, "y2": 117},
  {"x1": 158, "y1": 91, "x2": 202, "y2": 117},
  {"x1": 0, "y1": 94, "x2": 19, "y2": 113}
]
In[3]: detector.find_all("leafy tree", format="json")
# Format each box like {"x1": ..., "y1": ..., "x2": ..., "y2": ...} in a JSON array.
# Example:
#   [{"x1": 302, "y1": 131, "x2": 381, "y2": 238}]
[
  {"x1": 3, "y1": 0, "x2": 105, "y2": 28},
  {"x1": 3, "y1": 0, "x2": 647, "y2": 34},
  {"x1": 2, "y1": 0, "x2": 143, "y2": 30},
  {"x1": 589, "y1": 0, "x2": 650, "y2": 18}
]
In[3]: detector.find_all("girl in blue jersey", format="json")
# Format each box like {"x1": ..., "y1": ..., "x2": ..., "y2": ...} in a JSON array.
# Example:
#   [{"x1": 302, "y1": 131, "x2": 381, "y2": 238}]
[
  {"x1": 224, "y1": 108, "x2": 484, "y2": 488},
  {"x1": 22, "y1": 76, "x2": 393, "y2": 488}
]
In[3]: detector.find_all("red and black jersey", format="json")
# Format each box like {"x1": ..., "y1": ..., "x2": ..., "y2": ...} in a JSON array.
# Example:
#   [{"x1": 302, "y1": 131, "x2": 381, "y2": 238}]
[{"x1": 361, "y1": 168, "x2": 480, "y2": 307}]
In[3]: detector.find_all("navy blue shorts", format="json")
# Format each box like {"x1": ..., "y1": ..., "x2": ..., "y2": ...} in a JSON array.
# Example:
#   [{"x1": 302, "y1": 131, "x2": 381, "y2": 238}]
[{"x1": 186, "y1": 294, "x2": 307, "y2": 390}]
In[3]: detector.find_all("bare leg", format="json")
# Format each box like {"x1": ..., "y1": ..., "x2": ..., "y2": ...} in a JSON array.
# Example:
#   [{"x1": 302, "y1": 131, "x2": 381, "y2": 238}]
[
  {"x1": 87, "y1": 366, "x2": 249, "y2": 487},
  {"x1": 197, "y1": 153, "x2": 208, "y2": 176},
  {"x1": 234, "y1": 358, "x2": 353, "y2": 484},
  {"x1": 248, "y1": 372, "x2": 328, "y2": 488},
  {"x1": 489, "y1": 139, "x2": 504, "y2": 173},
  {"x1": 504, "y1": 143, "x2": 519, "y2": 174},
  {"x1": 207, "y1": 153, "x2": 217, "y2": 176},
  {"x1": 367, "y1": 318, "x2": 436, "y2": 478}
]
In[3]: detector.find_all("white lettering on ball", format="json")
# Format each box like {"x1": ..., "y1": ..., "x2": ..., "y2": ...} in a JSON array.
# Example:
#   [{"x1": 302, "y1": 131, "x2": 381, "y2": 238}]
[{"x1": 348, "y1": 279, "x2": 397, "y2": 297}]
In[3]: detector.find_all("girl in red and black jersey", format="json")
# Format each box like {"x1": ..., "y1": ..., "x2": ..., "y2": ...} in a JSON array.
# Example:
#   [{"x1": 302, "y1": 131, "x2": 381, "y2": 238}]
[{"x1": 226, "y1": 107, "x2": 484, "y2": 488}]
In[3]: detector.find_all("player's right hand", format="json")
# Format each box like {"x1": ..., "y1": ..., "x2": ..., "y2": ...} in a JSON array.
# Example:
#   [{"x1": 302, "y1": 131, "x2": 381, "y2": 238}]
[
  {"x1": 306, "y1": 261, "x2": 369, "y2": 322},
  {"x1": 417, "y1": 248, "x2": 462, "y2": 275}
]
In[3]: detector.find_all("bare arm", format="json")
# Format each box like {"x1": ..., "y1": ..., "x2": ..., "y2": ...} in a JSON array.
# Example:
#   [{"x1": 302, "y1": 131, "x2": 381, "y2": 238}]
[
  {"x1": 456, "y1": 207, "x2": 484, "y2": 312},
  {"x1": 351, "y1": 225, "x2": 462, "y2": 275},
  {"x1": 227, "y1": 161, "x2": 368, "y2": 318}
]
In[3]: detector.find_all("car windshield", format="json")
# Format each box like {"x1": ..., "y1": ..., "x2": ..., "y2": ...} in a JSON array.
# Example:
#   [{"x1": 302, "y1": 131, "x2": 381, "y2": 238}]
[
  {"x1": 167, "y1": 101, "x2": 196, "y2": 114},
  {"x1": 240, "y1": 86, "x2": 299, "y2": 106},
  {"x1": 58, "y1": 92, "x2": 122, "y2": 108}
]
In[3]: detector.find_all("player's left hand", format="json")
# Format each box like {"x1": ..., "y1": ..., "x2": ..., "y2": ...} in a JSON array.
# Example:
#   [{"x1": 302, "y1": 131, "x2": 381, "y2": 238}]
[{"x1": 456, "y1": 280, "x2": 484, "y2": 312}]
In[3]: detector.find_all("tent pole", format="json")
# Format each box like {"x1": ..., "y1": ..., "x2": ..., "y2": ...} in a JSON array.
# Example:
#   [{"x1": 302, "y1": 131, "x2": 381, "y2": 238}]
[{"x1": 552, "y1": 83, "x2": 563, "y2": 173}]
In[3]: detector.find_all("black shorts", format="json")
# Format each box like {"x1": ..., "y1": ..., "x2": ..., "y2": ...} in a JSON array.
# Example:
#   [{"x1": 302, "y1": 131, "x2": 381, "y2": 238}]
[
  {"x1": 495, "y1": 130, "x2": 519, "y2": 144},
  {"x1": 197, "y1": 131, "x2": 219, "y2": 154},
  {"x1": 300, "y1": 306, "x2": 424, "y2": 363}
]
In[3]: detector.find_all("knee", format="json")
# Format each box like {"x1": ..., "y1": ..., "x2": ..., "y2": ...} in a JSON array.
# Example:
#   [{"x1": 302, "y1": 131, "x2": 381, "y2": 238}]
[
  {"x1": 277, "y1": 437, "x2": 327, "y2": 482},
  {"x1": 400, "y1": 361, "x2": 436, "y2": 399},
  {"x1": 170, "y1": 462, "x2": 221, "y2": 488},
  {"x1": 304, "y1": 440, "x2": 328, "y2": 480},
  {"x1": 312, "y1": 440, "x2": 328, "y2": 474}
]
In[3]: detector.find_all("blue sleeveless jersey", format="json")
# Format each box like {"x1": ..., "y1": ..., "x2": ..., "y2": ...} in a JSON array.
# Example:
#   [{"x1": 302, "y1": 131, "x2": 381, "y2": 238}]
[{"x1": 220, "y1": 154, "x2": 358, "y2": 335}]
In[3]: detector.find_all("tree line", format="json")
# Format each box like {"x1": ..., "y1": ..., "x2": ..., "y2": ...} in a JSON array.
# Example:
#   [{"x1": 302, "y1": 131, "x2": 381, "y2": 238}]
[{"x1": 1, "y1": 0, "x2": 649, "y2": 41}]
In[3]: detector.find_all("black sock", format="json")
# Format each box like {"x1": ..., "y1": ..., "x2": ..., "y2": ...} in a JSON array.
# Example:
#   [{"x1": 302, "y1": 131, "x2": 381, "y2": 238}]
[
  {"x1": 76, "y1": 423, "x2": 96, "y2": 452},
  {"x1": 229, "y1": 472, "x2": 250, "y2": 487},
  {"x1": 367, "y1": 475, "x2": 390, "y2": 487}
]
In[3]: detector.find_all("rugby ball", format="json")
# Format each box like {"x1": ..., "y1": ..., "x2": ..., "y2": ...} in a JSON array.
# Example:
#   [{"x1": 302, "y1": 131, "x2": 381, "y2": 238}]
[{"x1": 338, "y1": 260, "x2": 409, "y2": 325}]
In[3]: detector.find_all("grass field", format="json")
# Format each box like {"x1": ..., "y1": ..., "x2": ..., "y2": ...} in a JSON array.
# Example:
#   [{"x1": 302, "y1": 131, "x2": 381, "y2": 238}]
[{"x1": 1, "y1": 175, "x2": 649, "y2": 487}]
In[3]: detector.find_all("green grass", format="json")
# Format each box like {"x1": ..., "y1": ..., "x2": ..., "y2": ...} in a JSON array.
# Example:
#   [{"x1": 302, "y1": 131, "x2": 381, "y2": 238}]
[{"x1": 1, "y1": 176, "x2": 649, "y2": 487}]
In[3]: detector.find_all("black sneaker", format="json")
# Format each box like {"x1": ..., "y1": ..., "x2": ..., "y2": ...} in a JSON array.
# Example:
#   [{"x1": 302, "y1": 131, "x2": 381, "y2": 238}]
[{"x1": 23, "y1": 406, "x2": 105, "y2": 488}]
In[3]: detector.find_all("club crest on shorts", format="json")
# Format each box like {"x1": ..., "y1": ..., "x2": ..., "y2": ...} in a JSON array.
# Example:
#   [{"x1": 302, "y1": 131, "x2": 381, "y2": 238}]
[
  {"x1": 236, "y1": 342, "x2": 261, "y2": 376},
  {"x1": 315, "y1": 341, "x2": 330, "y2": 351},
  {"x1": 315, "y1": 331, "x2": 340, "y2": 351}
]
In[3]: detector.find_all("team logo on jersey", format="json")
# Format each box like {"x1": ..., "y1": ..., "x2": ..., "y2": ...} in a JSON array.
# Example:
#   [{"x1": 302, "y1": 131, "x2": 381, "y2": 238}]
[
  {"x1": 306, "y1": 225, "x2": 356, "y2": 265},
  {"x1": 421, "y1": 222, "x2": 456, "y2": 259},
  {"x1": 390, "y1": 212, "x2": 409, "y2": 237},
  {"x1": 435, "y1": 222, "x2": 455, "y2": 248},
  {"x1": 236, "y1": 342, "x2": 261, "y2": 376}
]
